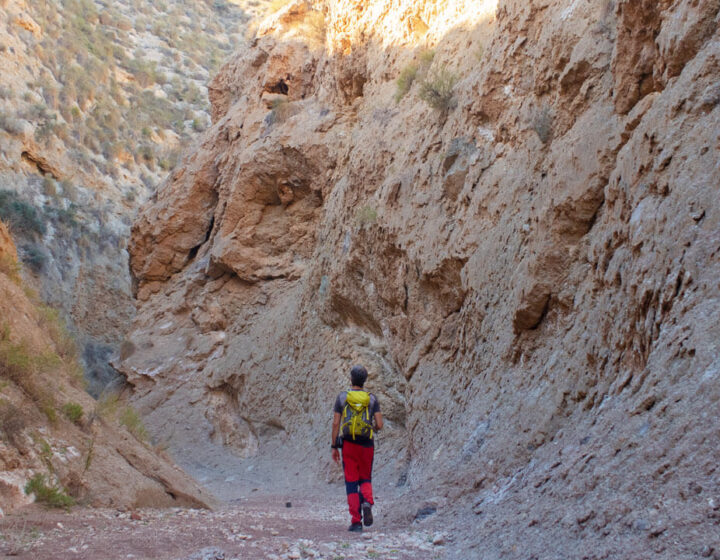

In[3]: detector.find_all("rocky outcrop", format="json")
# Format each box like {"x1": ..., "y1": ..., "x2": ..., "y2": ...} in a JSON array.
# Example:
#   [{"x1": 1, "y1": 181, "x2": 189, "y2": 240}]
[
  {"x1": 121, "y1": 0, "x2": 720, "y2": 556},
  {"x1": 0, "y1": 223, "x2": 213, "y2": 513}
]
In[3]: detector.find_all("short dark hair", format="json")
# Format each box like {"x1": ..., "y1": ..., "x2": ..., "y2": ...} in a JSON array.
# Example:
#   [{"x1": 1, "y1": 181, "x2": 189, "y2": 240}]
[{"x1": 350, "y1": 365, "x2": 368, "y2": 387}]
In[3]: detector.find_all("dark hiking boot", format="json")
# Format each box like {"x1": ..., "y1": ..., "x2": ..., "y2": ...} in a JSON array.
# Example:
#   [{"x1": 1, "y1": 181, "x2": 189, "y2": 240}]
[
  {"x1": 361, "y1": 502, "x2": 373, "y2": 527},
  {"x1": 348, "y1": 522, "x2": 363, "y2": 532}
]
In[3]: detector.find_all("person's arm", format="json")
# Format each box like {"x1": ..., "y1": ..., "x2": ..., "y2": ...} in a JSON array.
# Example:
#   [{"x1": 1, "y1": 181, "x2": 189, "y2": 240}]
[
  {"x1": 374, "y1": 411, "x2": 384, "y2": 431},
  {"x1": 331, "y1": 412, "x2": 341, "y2": 464}
]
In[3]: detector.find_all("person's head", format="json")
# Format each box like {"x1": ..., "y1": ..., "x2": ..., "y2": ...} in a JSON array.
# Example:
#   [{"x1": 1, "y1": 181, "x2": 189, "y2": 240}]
[{"x1": 350, "y1": 365, "x2": 368, "y2": 387}]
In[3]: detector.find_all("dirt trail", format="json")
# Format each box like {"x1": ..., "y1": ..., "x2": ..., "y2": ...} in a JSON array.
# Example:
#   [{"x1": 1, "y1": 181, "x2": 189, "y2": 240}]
[{"x1": 0, "y1": 492, "x2": 447, "y2": 560}]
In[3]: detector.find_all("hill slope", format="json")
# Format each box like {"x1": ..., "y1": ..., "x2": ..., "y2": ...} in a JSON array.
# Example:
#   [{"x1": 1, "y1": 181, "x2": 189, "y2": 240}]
[{"x1": 0, "y1": 220, "x2": 213, "y2": 514}]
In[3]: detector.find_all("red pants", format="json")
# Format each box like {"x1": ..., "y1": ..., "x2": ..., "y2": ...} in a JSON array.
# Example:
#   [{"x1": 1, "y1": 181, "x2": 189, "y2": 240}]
[{"x1": 341, "y1": 440, "x2": 374, "y2": 524}]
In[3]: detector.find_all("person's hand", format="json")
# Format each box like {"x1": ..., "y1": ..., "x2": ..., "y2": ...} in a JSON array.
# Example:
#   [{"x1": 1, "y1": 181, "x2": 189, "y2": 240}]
[{"x1": 332, "y1": 448, "x2": 340, "y2": 465}]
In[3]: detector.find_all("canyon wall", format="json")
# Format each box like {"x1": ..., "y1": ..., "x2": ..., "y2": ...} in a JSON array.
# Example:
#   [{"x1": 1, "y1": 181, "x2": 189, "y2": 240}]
[{"x1": 120, "y1": 0, "x2": 720, "y2": 556}]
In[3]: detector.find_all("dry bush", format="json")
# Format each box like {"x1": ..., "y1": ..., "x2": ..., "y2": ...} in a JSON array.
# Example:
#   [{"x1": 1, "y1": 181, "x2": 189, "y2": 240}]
[
  {"x1": 418, "y1": 67, "x2": 458, "y2": 112},
  {"x1": 0, "y1": 254, "x2": 22, "y2": 284},
  {"x1": 0, "y1": 401, "x2": 27, "y2": 448},
  {"x1": 36, "y1": 305, "x2": 78, "y2": 361},
  {"x1": 0, "y1": 338, "x2": 57, "y2": 422},
  {"x1": 267, "y1": 98, "x2": 298, "y2": 125},
  {"x1": 119, "y1": 406, "x2": 148, "y2": 442}
]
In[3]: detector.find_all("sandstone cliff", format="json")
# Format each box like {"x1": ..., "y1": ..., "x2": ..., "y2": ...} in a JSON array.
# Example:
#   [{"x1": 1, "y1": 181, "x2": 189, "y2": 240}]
[
  {"x1": 121, "y1": 0, "x2": 720, "y2": 556},
  {"x1": 0, "y1": 221, "x2": 213, "y2": 514}
]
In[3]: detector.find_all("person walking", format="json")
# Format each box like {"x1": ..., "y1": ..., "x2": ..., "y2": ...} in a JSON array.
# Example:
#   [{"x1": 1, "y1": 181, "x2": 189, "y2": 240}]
[{"x1": 331, "y1": 365, "x2": 384, "y2": 532}]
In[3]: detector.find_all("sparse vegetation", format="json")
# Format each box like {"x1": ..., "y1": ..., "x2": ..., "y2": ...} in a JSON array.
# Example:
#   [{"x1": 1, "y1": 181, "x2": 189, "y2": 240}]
[
  {"x1": 0, "y1": 111, "x2": 23, "y2": 134},
  {"x1": 24, "y1": 473, "x2": 74, "y2": 509},
  {"x1": 96, "y1": 392, "x2": 121, "y2": 419},
  {"x1": 0, "y1": 336, "x2": 58, "y2": 422},
  {"x1": 15, "y1": 0, "x2": 239, "y2": 182},
  {"x1": 84, "y1": 437, "x2": 94, "y2": 472},
  {"x1": 61, "y1": 402, "x2": 84, "y2": 424},
  {"x1": 0, "y1": 254, "x2": 22, "y2": 284},
  {"x1": 395, "y1": 64, "x2": 419, "y2": 102},
  {"x1": 20, "y1": 243, "x2": 47, "y2": 273},
  {"x1": 395, "y1": 50, "x2": 435, "y2": 103},
  {"x1": 119, "y1": 406, "x2": 149, "y2": 442},
  {"x1": 36, "y1": 305, "x2": 79, "y2": 363},
  {"x1": 356, "y1": 205, "x2": 378, "y2": 227},
  {"x1": 0, "y1": 401, "x2": 27, "y2": 447},
  {"x1": 418, "y1": 68, "x2": 458, "y2": 112},
  {"x1": 0, "y1": 191, "x2": 46, "y2": 237}
]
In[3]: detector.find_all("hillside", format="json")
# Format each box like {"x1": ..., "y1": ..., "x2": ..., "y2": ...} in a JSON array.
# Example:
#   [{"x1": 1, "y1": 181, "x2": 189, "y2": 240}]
[
  {"x1": 0, "y1": 220, "x2": 212, "y2": 516},
  {"x1": 119, "y1": 0, "x2": 720, "y2": 557},
  {"x1": 0, "y1": 0, "x2": 255, "y2": 394}
]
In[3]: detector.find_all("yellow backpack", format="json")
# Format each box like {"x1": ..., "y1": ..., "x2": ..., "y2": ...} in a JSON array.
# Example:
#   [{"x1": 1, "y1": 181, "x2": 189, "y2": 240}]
[{"x1": 340, "y1": 391, "x2": 374, "y2": 441}]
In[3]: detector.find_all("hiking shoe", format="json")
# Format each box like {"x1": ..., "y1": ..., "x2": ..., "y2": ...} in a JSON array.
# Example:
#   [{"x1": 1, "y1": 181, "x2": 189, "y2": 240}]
[
  {"x1": 361, "y1": 502, "x2": 373, "y2": 527},
  {"x1": 348, "y1": 523, "x2": 363, "y2": 532}
]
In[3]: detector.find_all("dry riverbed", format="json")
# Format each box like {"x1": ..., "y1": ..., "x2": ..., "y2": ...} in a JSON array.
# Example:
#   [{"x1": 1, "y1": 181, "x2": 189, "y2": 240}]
[{"x1": 0, "y1": 494, "x2": 447, "y2": 560}]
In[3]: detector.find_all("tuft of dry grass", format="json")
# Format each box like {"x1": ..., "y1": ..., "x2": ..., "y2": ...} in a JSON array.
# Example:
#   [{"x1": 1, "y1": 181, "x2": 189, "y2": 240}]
[
  {"x1": 0, "y1": 254, "x2": 22, "y2": 284},
  {"x1": 418, "y1": 67, "x2": 458, "y2": 112}
]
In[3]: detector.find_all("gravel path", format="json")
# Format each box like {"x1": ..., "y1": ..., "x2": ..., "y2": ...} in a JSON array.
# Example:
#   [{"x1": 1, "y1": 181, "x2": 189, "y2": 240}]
[{"x1": 0, "y1": 494, "x2": 447, "y2": 559}]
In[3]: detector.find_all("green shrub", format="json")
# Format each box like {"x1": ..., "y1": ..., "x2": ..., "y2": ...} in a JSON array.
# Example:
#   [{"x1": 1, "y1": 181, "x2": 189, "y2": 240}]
[
  {"x1": 395, "y1": 64, "x2": 418, "y2": 102},
  {"x1": 0, "y1": 191, "x2": 47, "y2": 237},
  {"x1": 418, "y1": 68, "x2": 458, "y2": 112},
  {"x1": 24, "y1": 473, "x2": 74, "y2": 509},
  {"x1": 61, "y1": 402, "x2": 83, "y2": 424}
]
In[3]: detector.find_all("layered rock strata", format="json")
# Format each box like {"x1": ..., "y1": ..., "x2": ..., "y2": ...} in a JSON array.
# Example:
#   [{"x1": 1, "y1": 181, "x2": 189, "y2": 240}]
[{"x1": 121, "y1": 0, "x2": 720, "y2": 556}]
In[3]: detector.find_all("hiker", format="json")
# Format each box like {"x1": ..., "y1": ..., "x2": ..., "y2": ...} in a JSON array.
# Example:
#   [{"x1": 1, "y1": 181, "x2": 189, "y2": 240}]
[{"x1": 331, "y1": 364, "x2": 384, "y2": 532}]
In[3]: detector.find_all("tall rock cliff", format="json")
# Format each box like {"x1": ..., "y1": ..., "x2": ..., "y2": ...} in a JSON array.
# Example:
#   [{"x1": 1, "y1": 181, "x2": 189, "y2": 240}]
[{"x1": 120, "y1": 0, "x2": 720, "y2": 556}]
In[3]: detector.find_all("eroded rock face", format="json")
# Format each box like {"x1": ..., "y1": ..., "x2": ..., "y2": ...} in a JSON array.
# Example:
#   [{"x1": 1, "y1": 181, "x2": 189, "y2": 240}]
[{"x1": 121, "y1": 0, "x2": 720, "y2": 555}]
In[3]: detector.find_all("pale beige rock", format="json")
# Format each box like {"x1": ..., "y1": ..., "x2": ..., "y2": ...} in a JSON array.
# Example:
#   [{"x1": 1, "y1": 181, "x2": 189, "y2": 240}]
[{"x1": 122, "y1": 0, "x2": 720, "y2": 556}]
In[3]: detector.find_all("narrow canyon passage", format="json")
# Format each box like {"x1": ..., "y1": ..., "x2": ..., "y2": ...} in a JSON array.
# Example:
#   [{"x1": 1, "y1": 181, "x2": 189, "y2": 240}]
[{"x1": 1, "y1": 0, "x2": 719, "y2": 559}]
